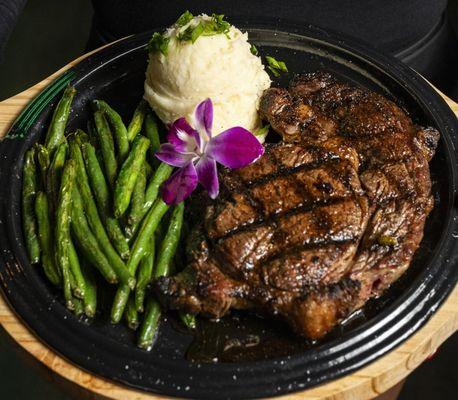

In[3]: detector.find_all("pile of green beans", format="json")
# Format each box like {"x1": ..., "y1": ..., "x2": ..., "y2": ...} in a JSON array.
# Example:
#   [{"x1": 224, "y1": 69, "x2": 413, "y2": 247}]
[{"x1": 22, "y1": 86, "x2": 196, "y2": 350}]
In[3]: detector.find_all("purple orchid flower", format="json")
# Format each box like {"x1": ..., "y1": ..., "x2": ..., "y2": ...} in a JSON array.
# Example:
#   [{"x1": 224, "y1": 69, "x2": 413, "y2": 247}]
[{"x1": 156, "y1": 98, "x2": 264, "y2": 205}]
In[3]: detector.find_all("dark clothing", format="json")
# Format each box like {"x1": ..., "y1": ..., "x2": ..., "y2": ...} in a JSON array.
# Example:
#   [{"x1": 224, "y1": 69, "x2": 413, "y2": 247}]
[
  {"x1": 90, "y1": 0, "x2": 448, "y2": 55},
  {"x1": 0, "y1": 0, "x2": 451, "y2": 61}
]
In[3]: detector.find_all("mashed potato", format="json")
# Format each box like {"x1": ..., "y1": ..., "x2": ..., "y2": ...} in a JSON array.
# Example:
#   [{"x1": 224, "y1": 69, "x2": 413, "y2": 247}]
[{"x1": 144, "y1": 14, "x2": 271, "y2": 138}]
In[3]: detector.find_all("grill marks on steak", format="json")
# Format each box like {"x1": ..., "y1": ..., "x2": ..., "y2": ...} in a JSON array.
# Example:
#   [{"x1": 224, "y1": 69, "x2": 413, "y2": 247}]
[
  {"x1": 205, "y1": 144, "x2": 368, "y2": 287},
  {"x1": 155, "y1": 72, "x2": 439, "y2": 340},
  {"x1": 206, "y1": 144, "x2": 362, "y2": 240}
]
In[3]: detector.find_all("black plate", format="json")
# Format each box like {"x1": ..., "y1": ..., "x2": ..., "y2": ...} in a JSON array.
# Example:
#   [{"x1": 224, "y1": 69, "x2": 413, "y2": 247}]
[{"x1": 0, "y1": 21, "x2": 457, "y2": 399}]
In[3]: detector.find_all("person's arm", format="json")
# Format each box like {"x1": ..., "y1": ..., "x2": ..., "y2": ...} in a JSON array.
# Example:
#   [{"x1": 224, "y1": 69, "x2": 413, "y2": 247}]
[{"x1": 0, "y1": 0, "x2": 27, "y2": 63}]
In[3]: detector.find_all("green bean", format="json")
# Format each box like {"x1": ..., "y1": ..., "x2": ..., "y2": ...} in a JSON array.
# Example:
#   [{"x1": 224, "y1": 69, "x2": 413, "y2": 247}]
[
  {"x1": 80, "y1": 258, "x2": 97, "y2": 318},
  {"x1": 138, "y1": 298, "x2": 161, "y2": 349},
  {"x1": 69, "y1": 141, "x2": 134, "y2": 288},
  {"x1": 71, "y1": 188, "x2": 118, "y2": 284},
  {"x1": 111, "y1": 285, "x2": 130, "y2": 324},
  {"x1": 154, "y1": 202, "x2": 184, "y2": 279},
  {"x1": 125, "y1": 297, "x2": 140, "y2": 330},
  {"x1": 127, "y1": 162, "x2": 173, "y2": 239},
  {"x1": 81, "y1": 142, "x2": 109, "y2": 209},
  {"x1": 135, "y1": 240, "x2": 155, "y2": 313},
  {"x1": 35, "y1": 144, "x2": 50, "y2": 189},
  {"x1": 86, "y1": 120, "x2": 104, "y2": 163},
  {"x1": 74, "y1": 128, "x2": 90, "y2": 145},
  {"x1": 127, "y1": 100, "x2": 148, "y2": 142},
  {"x1": 81, "y1": 142, "x2": 130, "y2": 260},
  {"x1": 136, "y1": 203, "x2": 183, "y2": 347},
  {"x1": 68, "y1": 240, "x2": 86, "y2": 299},
  {"x1": 93, "y1": 111, "x2": 117, "y2": 187},
  {"x1": 127, "y1": 163, "x2": 146, "y2": 228},
  {"x1": 143, "y1": 112, "x2": 161, "y2": 157},
  {"x1": 72, "y1": 297, "x2": 84, "y2": 316},
  {"x1": 55, "y1": 159, "x2": 76, "y2": 310},
  {"x1": 106, "y1": 219, "x2": 131, "y2": 260},
  {"x1": 144, "y1": 163, "x2": 173, "y2": 212},
  {"x1": 110, "y1": 199, "x2": 168, "y2": 323},
  {"x1": 46, "y1": 142, "x2": 68, "y2": 214},
  {"x1": 126, "y1": 160, "x2": 153, "y2": 239},
  {"x1": 93, "y1": 100, "x2": 129, "y2": 162},
  {"x1": 68, "y1": 269, "x2": 81, "y2": 307},
  {"x1": 180, "y1": 312, "x2": 197, "y2": 330},
  {"x1": 34, "y1": 192, "x2": 60, "y2": 285},
  {"x1": 87, "y1": 120, "x2": 102, "y2": 153},
  {"x1": 22, "y1": 147, "x2": 40, "y2": 264},
  {"x1": 113, "y1": 136, "x2": 150, "y2": 218},
  {"x1": 44, "y1": 85, "x2": 76, "y2": 155},
  {"x1": 130, "y1": 199, "x2": 169, "y2": 276}
]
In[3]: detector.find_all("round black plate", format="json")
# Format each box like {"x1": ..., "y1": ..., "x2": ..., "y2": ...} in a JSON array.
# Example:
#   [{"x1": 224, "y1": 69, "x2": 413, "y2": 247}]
[{"x1": 0, "y1": 21, "x2": 457, "y2": 399}]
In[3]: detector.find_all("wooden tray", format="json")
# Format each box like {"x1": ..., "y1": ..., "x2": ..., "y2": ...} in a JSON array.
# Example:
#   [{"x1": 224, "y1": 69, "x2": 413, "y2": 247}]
[{"x1": 0, "y1": 46, "x2": 457, "y2": 400}]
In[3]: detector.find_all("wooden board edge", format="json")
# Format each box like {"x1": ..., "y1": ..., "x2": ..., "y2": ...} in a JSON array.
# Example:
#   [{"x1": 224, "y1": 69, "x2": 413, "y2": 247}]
[{"x1": 0, "y1": 41, "x2": 457, "y2": 399}]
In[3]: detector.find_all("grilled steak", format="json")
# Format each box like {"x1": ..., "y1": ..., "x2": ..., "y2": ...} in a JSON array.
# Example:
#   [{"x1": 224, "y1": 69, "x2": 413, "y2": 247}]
[{"x1": 155, "y1": 72, "x2": 439, "y2": 339}]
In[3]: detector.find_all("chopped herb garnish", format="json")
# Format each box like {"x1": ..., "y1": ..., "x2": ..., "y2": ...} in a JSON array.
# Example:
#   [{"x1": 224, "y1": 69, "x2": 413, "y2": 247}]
[
  {"x1": 191, "y1": 22, "x2": 206, "y2": 43},
  {"x1": 266, "y1": 55, "x2": 288, "y2": 77},
  {"x1": 178, "y1": 21, "x2": 206, "y2": 43},
  {"x1": 178, "y1": 13, "x2": 231, "y2": 43},
  {"x1": 378, "y1": 235, "x2": 398, "y2": 246},
  {"x1": 267, "y1": 66, "x2": 280, "y2": 77},
  {"x1": 255, "y1": 124, "x2": 270, "y2": 137},
  {"x1": 176, "y1": 25, "x2": 192, "y2": 41},
  {"x1": 176, "y1": 10, "x2": 194, "y2": 27},
  {"x1": 149, "y1": 13, "x2": 232, "y2": 56},
  {"x1": 250, "y1": 44, "x2": 258, "y2": 56},
  {"x1": 147, "y1": 32, "x2": 170, "y2": 56},
  {"x1": 210, "y1": 13, "x2": 231, "y2": 36}
]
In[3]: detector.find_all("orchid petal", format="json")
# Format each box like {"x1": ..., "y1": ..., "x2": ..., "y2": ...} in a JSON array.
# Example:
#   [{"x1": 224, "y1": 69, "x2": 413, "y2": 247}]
[
  {"x1": 206, "y1": 127, "x2": 265, "y2": 169},
  {"x1": 193, "y1": 98, "x2": 213, "y2": 139},
  {"x1": 167, "y1": 117, "x2": 200, "y2": 152},
  {"x1": 155, "y1": 143, "x2": 195, "y2": 167},
  {"x1": 195, "y1": 156, "x2": 219, "y2": 199},
  {"x1": 161, "y1": 162, "x2": 198, "y2": 205}
]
